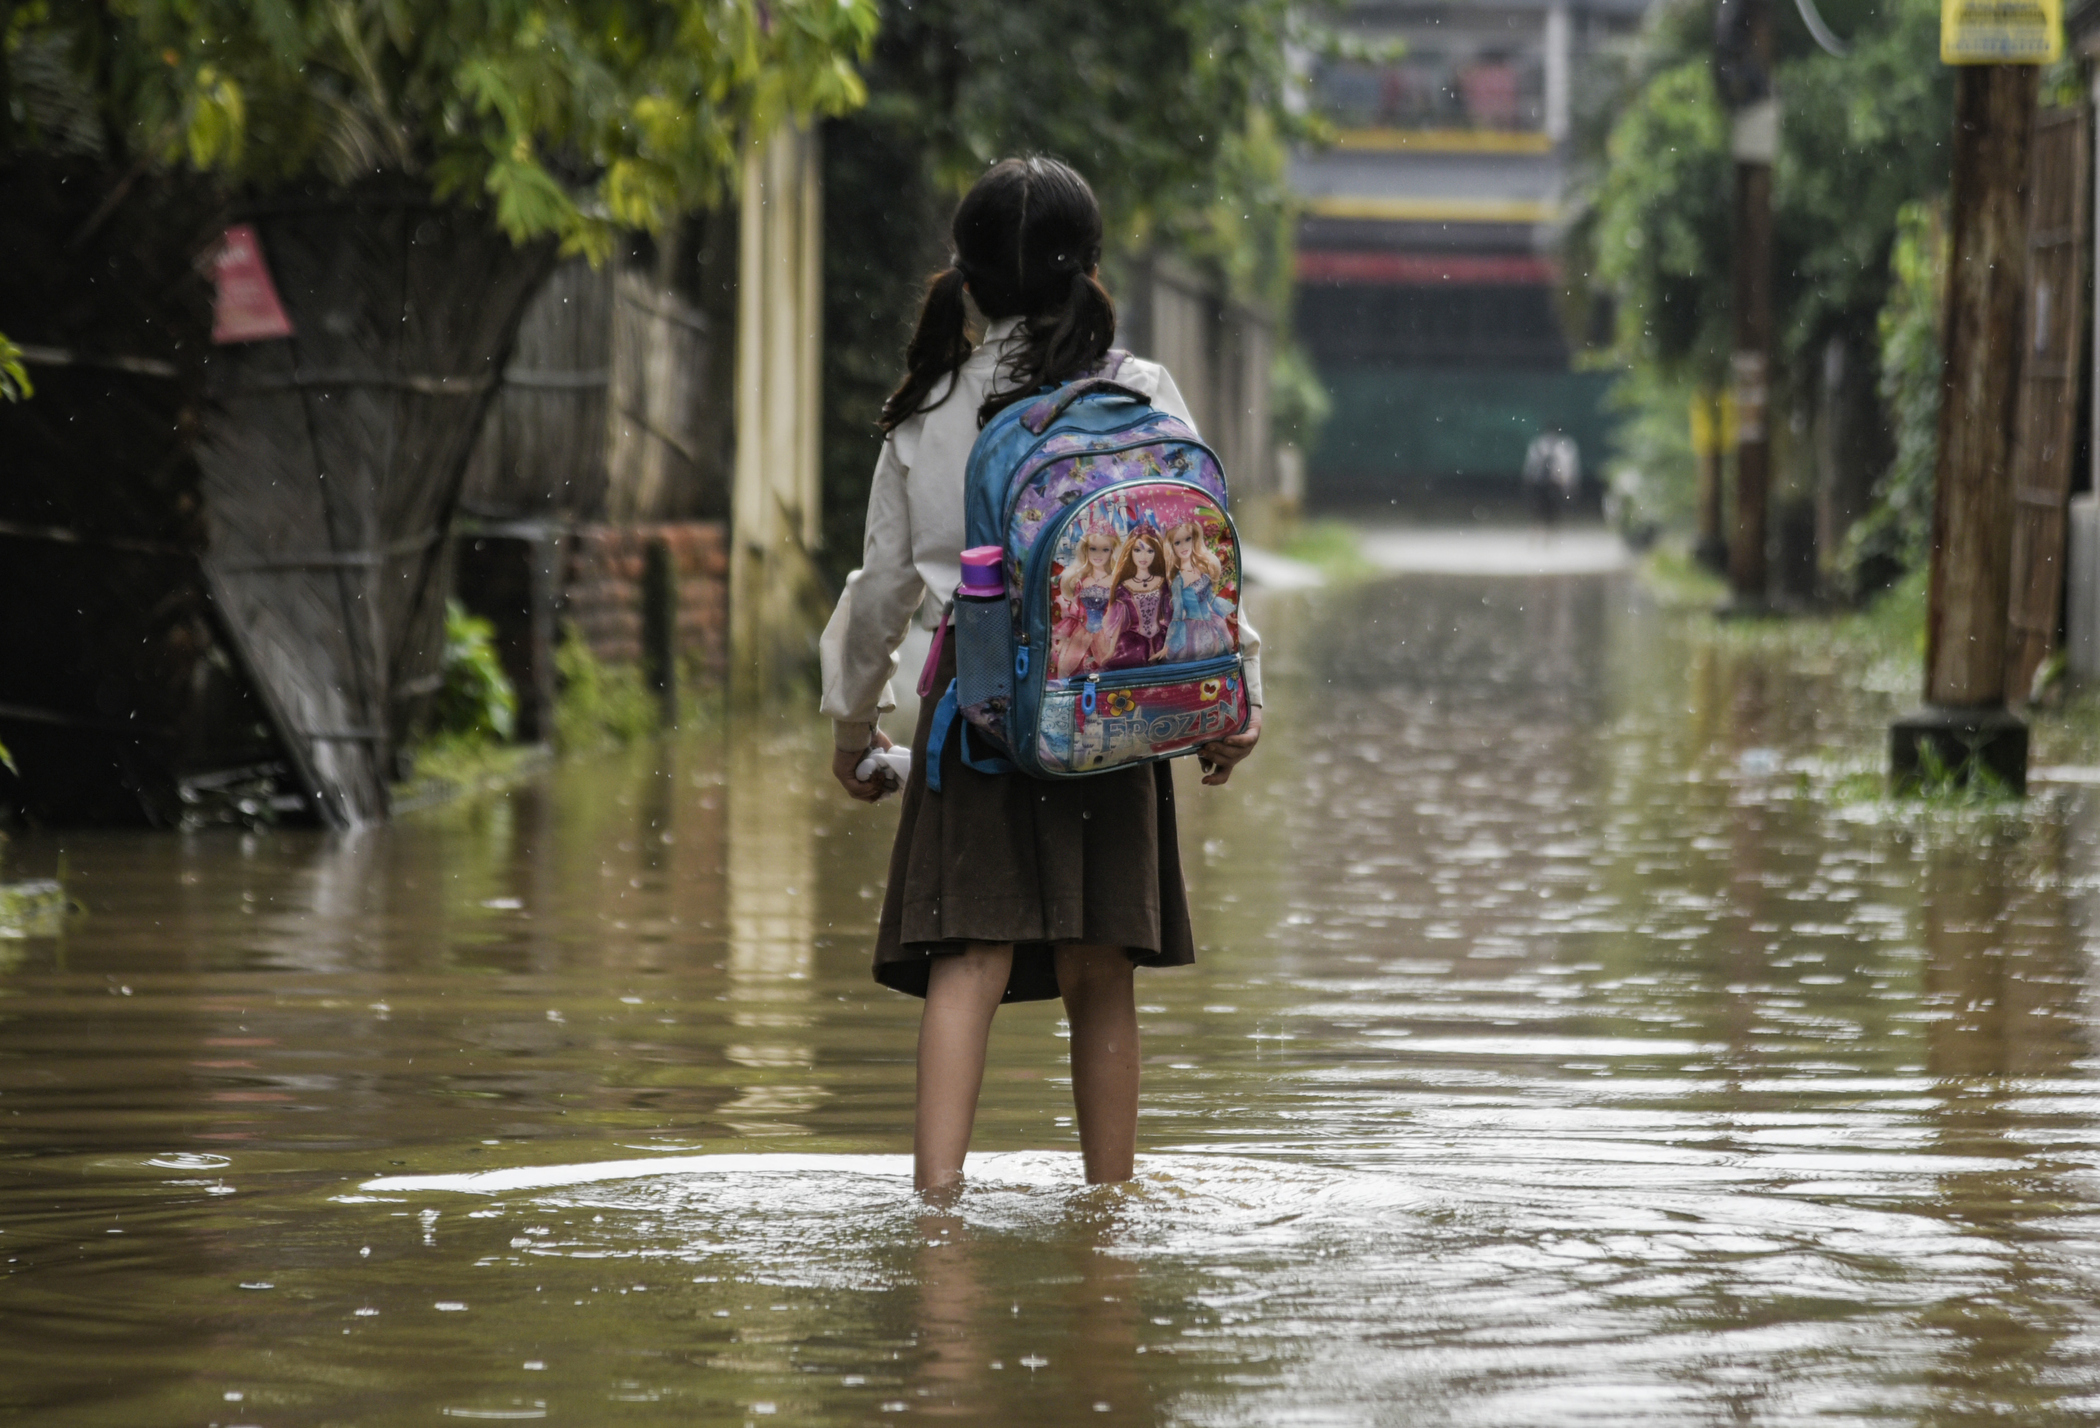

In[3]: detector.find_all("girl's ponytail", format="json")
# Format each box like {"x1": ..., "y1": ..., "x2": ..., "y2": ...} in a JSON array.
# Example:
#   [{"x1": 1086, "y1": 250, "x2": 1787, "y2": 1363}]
[{"x1": 879, "y1": 266, "x2": 973, "y2": 434}]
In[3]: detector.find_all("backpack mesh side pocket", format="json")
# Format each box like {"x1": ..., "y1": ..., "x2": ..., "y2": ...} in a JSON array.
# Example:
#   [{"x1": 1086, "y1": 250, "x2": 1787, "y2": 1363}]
[{"x1": 952, "y1": 592, "x2": 1013, "y2": 737}]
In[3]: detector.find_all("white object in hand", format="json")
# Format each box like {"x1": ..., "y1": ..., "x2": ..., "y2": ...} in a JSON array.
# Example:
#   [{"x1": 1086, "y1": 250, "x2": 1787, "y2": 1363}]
[{"x1": 854, "y1": 746, "x2": 912, "y2": 791}]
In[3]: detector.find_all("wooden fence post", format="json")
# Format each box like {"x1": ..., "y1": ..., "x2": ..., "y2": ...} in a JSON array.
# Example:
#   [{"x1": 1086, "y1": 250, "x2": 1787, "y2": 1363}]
[{"x1": 642, "y1": 534, "x2": 679, "y2": 728}]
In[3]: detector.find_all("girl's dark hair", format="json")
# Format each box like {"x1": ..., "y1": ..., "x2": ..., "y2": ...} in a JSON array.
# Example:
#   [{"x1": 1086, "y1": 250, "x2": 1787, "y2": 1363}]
[{"x1": 879, "y1": 156, "x2": 1118, "y2": 433}]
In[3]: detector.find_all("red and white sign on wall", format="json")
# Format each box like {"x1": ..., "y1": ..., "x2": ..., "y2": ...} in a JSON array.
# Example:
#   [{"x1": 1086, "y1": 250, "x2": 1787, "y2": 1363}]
[{"x1": 210, "y1": 223, "x2": 294, "y2": 344}]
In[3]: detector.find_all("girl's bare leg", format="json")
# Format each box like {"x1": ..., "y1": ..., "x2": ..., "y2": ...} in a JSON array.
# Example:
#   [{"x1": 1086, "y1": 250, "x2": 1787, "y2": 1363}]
[
  {"x1": 1055, "y1": 943, "x2": 1140, "y2": 1183},
  {"x1": 916, "y1": 943, "x2": 1013, "y2": 1193}
]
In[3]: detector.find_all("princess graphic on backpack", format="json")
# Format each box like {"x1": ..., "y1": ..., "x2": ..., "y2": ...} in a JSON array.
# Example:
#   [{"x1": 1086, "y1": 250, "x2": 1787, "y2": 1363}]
[
  {"x1": 1100, "y1": 525, "x2": 1171, "y2": 668},
  {"x1": 1051, "y1": 522, "x2": 1120, "y2": 678},
  {"x1": 1163, "y1": 518, "x2": 1235, "y2": 661}
]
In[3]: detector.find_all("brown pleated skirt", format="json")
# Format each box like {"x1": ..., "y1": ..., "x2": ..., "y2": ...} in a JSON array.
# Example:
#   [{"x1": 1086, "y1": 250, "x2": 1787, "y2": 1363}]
[{"x1": 873, "y1": 638, "x2": 1196, "y2": 1002}]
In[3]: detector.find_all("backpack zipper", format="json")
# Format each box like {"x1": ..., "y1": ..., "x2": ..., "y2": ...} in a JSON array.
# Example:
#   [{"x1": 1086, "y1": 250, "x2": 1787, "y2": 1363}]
[
  {"x1": 1074, "y1": 655, "x2": 1243, "y2": 732},
  {"x1": 1052, "y1": 653, "x2": 1242, "y2": 696}
]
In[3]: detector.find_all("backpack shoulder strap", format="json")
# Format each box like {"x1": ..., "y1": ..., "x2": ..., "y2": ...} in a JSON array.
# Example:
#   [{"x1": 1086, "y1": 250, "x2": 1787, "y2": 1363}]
[{"x1": 1017, "y1": 376, "x2": 1153, "y2": 435}]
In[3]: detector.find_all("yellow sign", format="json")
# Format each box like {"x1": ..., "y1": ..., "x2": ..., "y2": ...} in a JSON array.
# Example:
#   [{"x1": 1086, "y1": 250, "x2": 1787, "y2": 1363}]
[
  {"x1": 1941, "y1": 0, "x2": 2062, "y2": 63},
  {"x1": 1689, "y1": 391, "x2": 1738, "y2": 458}
]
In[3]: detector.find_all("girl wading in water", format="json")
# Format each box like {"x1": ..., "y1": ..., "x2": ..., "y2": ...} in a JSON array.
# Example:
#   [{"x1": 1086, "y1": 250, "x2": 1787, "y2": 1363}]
[{"x1": 819, "y1": 157, "x2": 1263, "y2": 1193}]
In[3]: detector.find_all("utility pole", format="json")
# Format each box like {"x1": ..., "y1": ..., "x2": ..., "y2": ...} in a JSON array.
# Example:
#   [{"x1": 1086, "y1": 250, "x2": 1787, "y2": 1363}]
[
  {"x1": 1715, "y1": 0, "x2": 1775, "y2": 611},
  {"x1": 1890, "y1": 51, "x2": 2047, "y2": 790}
]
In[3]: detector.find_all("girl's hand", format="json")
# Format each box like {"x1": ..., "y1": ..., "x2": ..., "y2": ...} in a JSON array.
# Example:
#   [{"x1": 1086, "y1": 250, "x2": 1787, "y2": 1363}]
[
  {"x1": 834, "y1": 728, "x2": 896, "y2": 803},
  {"x1": 1197, "y1": 706, "x2": 1261, "y2": 786}
]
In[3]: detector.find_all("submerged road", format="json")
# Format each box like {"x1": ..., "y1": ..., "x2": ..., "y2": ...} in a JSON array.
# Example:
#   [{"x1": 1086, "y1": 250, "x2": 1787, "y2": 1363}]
[
  {"x1": 5, "y1": 554, "x2": 2100, "y2": 1425},
  {"x1": 1356, "y1": 523, "x2": 1633, "y2": 576}
]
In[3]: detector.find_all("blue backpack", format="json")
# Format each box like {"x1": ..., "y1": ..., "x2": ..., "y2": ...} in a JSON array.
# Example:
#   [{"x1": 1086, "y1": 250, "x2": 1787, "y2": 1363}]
[{"x1": 925, "y1": 362, "x2": 1250, "y2": 789}]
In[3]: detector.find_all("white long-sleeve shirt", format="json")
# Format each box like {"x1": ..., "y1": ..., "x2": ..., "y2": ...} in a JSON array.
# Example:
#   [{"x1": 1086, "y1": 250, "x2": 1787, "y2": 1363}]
[{"x1": 819, "y1": 316, "x2": 1265, "y2": 751}]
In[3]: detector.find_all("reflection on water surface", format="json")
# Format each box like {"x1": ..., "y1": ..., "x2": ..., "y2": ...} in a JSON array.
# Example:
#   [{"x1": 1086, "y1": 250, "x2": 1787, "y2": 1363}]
[{"x1": 6, "y1": 570, "x2": 2100, "y2": 1426}]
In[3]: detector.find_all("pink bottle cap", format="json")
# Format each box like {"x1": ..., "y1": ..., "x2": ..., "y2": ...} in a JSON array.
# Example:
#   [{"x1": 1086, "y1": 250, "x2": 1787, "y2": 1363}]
[{"x1": 959, "y1": 545, "x2": 1005, "y2": 595}]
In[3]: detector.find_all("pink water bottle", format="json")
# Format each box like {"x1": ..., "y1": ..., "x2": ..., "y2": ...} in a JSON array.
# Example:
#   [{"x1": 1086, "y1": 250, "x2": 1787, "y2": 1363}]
[{"x1": 959, "y1": 545, "x2": 1005, "y2": 598}]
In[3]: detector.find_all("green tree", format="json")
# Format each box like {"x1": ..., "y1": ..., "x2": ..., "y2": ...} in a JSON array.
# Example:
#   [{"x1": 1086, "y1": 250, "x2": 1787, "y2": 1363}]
[
  {"x1": 1844, "y1": 199, "x2": 1944, "y2": 582},
  {"x1": 1566, "y1": 0, "x2": 1953, "y2": 565},
  {"x1": 1769, "y1": 0, "x2": 1951, "y2": 370},
  {"x1": 855, "y1": 0, "x2": 1302, "y2": 305},
  {"x1": 819, "y1": 0, "x2": 1311, "y2": 579},
  {"x1": 5, "y1": 0, "x2": 875, "y2": 256},
  {"x1": 1586, "y1": 59, "x2": 1734, "y2": 390}
]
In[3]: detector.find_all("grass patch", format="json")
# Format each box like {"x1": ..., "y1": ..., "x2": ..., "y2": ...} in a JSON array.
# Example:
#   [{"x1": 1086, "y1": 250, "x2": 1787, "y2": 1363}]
[
  {"x1": 394, "y1": 622, "x2": 730, "y2": 811},
  {"x1": 1837, "y1": 568, "x2": 1928, "y2": 668},
  {"x1": 2029, "y1": 686, "x2": 2100, "y2": 768},
  {"x1": 1643, "y1": 542, "x2": 2100, "y2": 809},
  {"x1": 392, "y1": 630, "x2": 724, "y2": 812},
  {"x1": 1819, "y1": 744, "x2": 2026, "y2": 824},
  {"x1": 1641, "y1": 552, "x2": 1927, "y2": 686},
  {"x1": 1899, "y1": 740, "x2": 2020, "y2": 804},
  {"x1": 1657, "y1": 563, "x2": 2100, "y2": 775},
  {"x1": 392, "y1": 741, "x2": 555, "y2": 814},
  {"x1": 1278, "y1": 518, "x2": 1376, "y2": 582},
  {"x1": 393, "y1": 601, "x2": 536, "y2": 810},
  {"x1": 553, "y1": 625, "x2": 664, "y2": 751},
  {"x1": 1637, "y1": 540, "x2": 1729, "y2": 608}
]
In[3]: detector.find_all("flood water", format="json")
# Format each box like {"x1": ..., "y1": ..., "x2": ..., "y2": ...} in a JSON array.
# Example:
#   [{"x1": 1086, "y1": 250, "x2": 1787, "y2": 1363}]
[{"x1": 8, "y1": 560, "x2": 2100, "y2": 1426}]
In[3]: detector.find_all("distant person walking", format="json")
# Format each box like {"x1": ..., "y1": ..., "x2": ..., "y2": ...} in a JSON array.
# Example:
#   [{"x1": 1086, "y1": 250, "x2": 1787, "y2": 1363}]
[
  {"x1": 1522, "y1": 429, "x2": 1580, "y2": 527},
  {"x1": 819, "y1": 158, "x2": 1264, "y2": 1195}
]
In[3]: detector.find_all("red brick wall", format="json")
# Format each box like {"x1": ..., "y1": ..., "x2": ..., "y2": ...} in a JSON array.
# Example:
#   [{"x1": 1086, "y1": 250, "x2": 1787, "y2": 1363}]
[{"x1": 562, "y1": 522, "x2": 728, "y2": 679}]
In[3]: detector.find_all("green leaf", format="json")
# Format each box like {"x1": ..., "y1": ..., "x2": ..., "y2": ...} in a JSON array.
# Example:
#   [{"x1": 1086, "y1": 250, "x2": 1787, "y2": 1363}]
[
  {"x1": 0, "y1": 333, "x2": 32, "y2": 403},
  {"x1": 434, "y1": 599, "x2": 518, "y2": 745},
  {"x1": 483, "y1": 146, "x2": 580, "y2": 245},
  {"x1": 182, "y1": 66, "x2": 247, "y2": 170}
]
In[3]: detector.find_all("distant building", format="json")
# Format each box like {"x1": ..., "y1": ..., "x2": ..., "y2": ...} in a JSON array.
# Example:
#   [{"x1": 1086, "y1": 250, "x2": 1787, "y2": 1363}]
[{"x1": 1292, "y1": 0, "x2": 1649, "y2": 510}]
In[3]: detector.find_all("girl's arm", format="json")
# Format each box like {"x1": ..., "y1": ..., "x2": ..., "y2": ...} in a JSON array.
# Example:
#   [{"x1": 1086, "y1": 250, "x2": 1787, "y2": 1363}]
[{"x1": 819, "y1": 439, "x2": 927, "y2": 759}]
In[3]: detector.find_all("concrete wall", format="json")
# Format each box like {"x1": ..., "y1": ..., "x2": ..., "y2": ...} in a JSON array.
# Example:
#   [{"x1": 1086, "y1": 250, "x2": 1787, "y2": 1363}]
[{"x1": 1118, "y1": 255, "x2": 1278, "y2": 543}]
